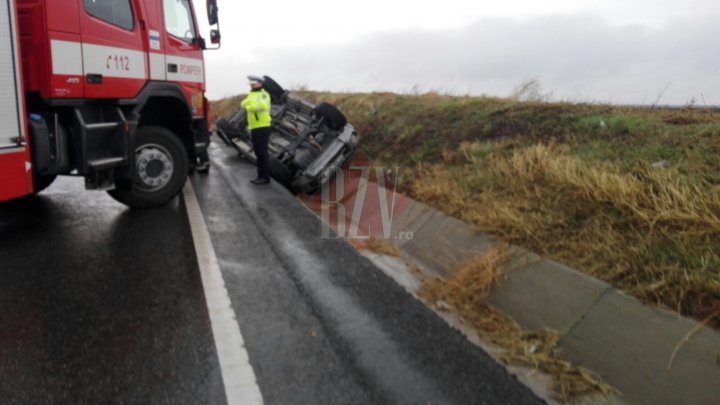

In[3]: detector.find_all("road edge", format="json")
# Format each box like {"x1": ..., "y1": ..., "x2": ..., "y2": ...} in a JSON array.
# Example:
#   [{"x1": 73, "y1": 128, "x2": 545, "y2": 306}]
[{"x1": 183, "y1": 181, "x2": 264, "y2": 405}]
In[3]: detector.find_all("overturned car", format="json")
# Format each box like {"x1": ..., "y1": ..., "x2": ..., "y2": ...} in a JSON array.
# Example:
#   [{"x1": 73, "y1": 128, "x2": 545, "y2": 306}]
[{"x1": 215, "y1": 76, "x2": 359, "y2": 193}]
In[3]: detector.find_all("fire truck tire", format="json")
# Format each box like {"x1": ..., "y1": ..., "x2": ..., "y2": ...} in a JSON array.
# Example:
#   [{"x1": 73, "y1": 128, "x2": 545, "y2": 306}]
[
  {"x1": 108, "y1": 126, "x2": 189, "y2": 208},
  {"x1": 32, "y1": 174, "x2": 57, "y2": 193}
]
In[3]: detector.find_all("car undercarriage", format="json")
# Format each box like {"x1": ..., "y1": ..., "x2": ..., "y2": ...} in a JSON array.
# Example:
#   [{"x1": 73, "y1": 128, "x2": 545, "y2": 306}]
[{"x1": 215, "y1": 76, "x2": 359, "y2": 193}]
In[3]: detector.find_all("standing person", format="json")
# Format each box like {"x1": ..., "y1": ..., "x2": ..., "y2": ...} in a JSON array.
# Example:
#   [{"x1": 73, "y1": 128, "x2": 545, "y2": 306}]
[{"x1": 241, "y1": 75, "x2": 273, "y2": 185}]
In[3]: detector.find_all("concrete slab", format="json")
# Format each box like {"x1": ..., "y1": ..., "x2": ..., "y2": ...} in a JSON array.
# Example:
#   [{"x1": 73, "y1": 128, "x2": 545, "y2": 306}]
[
  {"x1": 559, "y1": 290, "x2": 720, "y2": 405},
  {"x1": 357, "y1": 191, "x2": 413, "y2": 240},
  {"x1": 399, "y1": 210, "x2": 499, "y2": 278},
  {"x1": 388, "y1": 199, "x2": 437, "y2": 248},
  {"x1": 503, "y1": 245, "x2": 543, "y2": 273},
  {"x1": 487, "y1": 260, "x2": 612, "y2": 332}
]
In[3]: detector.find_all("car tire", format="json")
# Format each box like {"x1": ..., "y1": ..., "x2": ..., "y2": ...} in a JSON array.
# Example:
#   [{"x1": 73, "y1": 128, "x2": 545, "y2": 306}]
[
  {"x1": 313, "y1": 102, "x2": 347, "y2": 130},
  {"x1": 269, "y1": 156, "x2": 294, "y2": 186},
  {"x1": 217, "y1": 116, "x2": 256, "y2": 161},
  {"x1": 228, "y1": 110, "x2": 248, "y2": 132},
  {"x1": 108, "y1": 126, "x2": 188, "y2": 208},
  {"x1": 262, "y1": 76, "x2": 286, "y2": 101},
  {"x1": 218, "y1": 115, "x2": 249, "y2": 142},
  {"x1": 215, "y1": 128, "x2": 235, "y2": 146},
  {"x1": 32, "y1": 174, "x2": 57, "y2": 193}
]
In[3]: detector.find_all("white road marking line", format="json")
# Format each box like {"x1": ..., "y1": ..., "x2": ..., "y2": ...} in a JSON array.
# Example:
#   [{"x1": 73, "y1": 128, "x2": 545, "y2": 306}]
[{"x1": 183, "y1": 182, "x2": 264, "y2": 405}]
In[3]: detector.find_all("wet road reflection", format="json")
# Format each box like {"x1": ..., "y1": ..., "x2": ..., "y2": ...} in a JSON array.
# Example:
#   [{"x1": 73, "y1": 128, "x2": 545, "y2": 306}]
[{"x1": 0, "y1": 178, "x2": 224, "y2": 405}]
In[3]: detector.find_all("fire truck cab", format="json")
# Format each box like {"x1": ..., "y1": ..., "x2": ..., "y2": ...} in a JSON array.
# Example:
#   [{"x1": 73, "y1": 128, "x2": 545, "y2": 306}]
[{"x1": 0, "y1": 0, "x2": 221, "y2": 207}]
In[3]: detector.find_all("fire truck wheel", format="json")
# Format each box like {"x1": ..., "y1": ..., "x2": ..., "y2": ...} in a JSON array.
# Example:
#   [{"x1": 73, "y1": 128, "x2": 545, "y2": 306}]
[
  {"x1": 32, "y1": 174, "x2": 57, "y2": 193},
  {"x1": 108, "y1": 126, "x2": 189, "y2": 208}
]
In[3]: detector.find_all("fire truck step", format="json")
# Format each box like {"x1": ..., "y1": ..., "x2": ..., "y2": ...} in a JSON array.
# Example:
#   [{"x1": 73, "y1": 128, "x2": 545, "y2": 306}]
[
  {"x1": 88, "y1": 157, "x2": 125, "y2": 171},
  {"x1": 86, "y1": 122, "x2": 120, "y2": 131}
]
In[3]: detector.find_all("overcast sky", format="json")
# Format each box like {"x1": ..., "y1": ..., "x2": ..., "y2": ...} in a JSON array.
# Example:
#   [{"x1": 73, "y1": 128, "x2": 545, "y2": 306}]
[{"x1": 201, "y1": 0, "x2": 719, "y2": 104}]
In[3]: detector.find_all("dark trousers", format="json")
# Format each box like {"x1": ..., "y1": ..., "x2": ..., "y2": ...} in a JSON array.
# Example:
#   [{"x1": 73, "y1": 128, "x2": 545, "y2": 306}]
[{"x1": 251, "y1": 126, "x2": 271, "y2": 180}]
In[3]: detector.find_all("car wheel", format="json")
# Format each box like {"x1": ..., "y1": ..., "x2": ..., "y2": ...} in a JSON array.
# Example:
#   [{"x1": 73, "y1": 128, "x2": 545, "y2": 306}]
[
  {"x1": 269, "y1": 156, "x2": 294, "y2": 187},
  {"x1": 228, "y1": 110, "x2": 249, "y2": 132},
  {"x1": 313, "y1": 102, "x2": 347, "y2": 130},
  {"x1": 32, "y1": 174, "x2": 57, "y2": 193},
  {"x1": 215, "y1": 128, "x2": 233, "y2": 146},
  {"x1": 217, "y1": 115, "x2": 249, "y2": 142},
  {"x1": 108, "y1": 126, "x2": 188, "y2": 208},
  {"x1": 262, "y1": 76, "x2": 286, "y2": 101}
]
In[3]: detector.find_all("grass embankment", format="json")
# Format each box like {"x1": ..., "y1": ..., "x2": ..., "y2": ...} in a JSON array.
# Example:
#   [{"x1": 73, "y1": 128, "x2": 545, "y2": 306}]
[
  {"x1": 214, "y1": 91, "x2": 720, "y2": 327},
  {"x1": 213, "y1": 95, "x2": 246, "y2": 121}
]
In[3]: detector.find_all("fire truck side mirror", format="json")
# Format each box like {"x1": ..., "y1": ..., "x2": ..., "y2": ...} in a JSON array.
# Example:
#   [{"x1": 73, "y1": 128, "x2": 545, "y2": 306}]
[
  {"x1": 210, "y1": 29, "x2": 221, "y2": 45},
  {"x1": 207, "y1": 0, "x2": 219, "y2": 26}
]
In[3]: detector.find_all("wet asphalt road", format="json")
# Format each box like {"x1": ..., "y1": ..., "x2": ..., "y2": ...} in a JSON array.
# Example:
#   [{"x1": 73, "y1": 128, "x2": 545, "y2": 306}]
[
  {"x1": 0, "y1": 138, "x2": 542, "y2": 405},
  {"x1": 0, "y1": 179, "x2": 224, "y2": 404}
]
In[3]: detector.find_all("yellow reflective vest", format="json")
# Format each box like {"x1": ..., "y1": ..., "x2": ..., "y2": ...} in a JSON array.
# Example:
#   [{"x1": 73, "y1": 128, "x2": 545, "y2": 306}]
[{"x1": 240, "y1": 89, "x2": 272, "y2": 130}]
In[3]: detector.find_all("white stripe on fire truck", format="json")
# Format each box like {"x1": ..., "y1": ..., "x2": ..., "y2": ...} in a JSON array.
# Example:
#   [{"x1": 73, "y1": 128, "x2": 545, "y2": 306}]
[
  {"x1": 166, "y1": 54, "x2": 204, "y2": 84},
  {"x1": 50, "y1": 40, "x2": 204, "y2": 84},
  {"x1": 0, "y1": 147, "x2": 25, "y2": 155},
  {"x1": 50, "y1": 40, "x2": 83, "y2": 76},
  {"x1": 81, "y1": 42, "x2": 147, "y2": 80},
  {"x1": 149, "y1": 52, "x2": 166, "y2": 81}
]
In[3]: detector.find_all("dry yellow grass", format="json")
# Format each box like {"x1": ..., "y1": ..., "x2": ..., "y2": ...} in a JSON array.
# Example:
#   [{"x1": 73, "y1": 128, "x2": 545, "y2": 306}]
[
  {"x1": 408, "y1": 142, "x2": 720, "y2": 325},
  {"x1": 366, "y1": 238, "x2": 403, "y2": 257},
  {"x1": 420, "y1": 244, "x2": 613, "y2": 402}
]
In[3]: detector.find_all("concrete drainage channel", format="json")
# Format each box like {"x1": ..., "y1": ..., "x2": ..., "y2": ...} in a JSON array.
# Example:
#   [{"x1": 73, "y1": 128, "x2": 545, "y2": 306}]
[{"x1": 298, "y1": 158, "x2": 720, "y2": 405}]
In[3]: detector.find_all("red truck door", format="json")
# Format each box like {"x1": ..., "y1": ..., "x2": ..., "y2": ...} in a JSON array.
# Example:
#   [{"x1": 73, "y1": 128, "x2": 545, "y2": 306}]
[
  {"x1": 78, "y1": 0, "x2": 148, "y2": 99},
  {"x1": 0, "y1": 0, "x2": 31, "y2": 201},
  {"x1": 161, "y1": 0, "x2": 205, "y2": 116}
]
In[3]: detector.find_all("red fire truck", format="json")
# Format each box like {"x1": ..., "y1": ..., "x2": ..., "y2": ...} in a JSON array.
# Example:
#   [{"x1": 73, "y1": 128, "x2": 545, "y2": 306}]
[{"x1": 0, "y1": 0, "x2": 221, "y2": 207}]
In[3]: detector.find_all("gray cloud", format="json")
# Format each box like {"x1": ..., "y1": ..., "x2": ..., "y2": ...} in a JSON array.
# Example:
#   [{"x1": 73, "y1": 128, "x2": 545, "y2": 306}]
[{"x1": 207, "y1": 14, "x2": 720, "y2": 104}]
